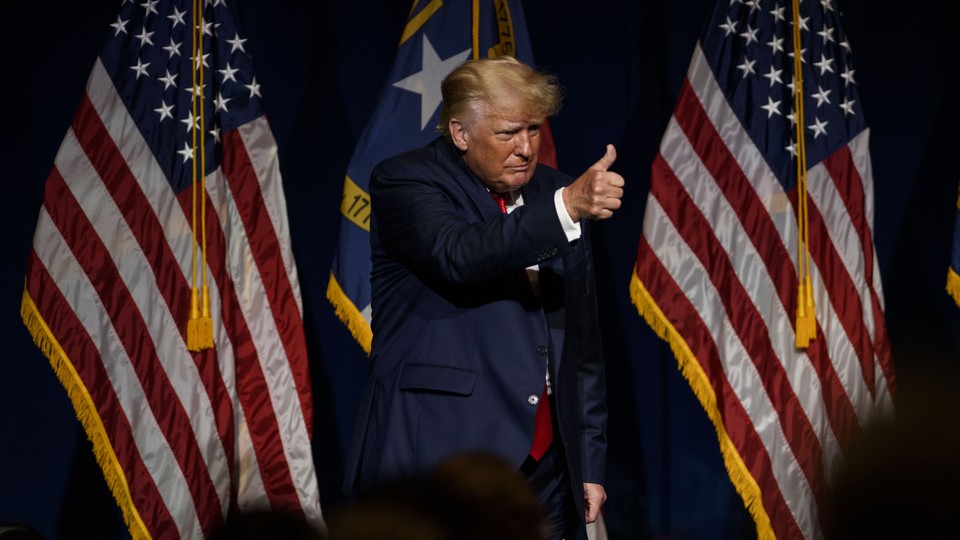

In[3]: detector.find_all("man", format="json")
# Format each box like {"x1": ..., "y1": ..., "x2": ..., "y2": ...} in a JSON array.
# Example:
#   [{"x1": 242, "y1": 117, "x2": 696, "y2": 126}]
[{"x1": 344, "y1": 56, "x2": 624, "y2": 539}]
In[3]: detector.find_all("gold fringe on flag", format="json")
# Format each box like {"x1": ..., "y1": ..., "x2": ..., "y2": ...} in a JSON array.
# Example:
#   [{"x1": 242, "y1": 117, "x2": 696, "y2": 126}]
[
  {"x1": 629, "y1": 271, "x2": 776, "y2": 540},
  {"x1": 20, "y1": 288, "x2": 152, "y2": 540},
  {"x1": 326, "y1": 273, "x2": 372, "y2": 354},
  {"x1": 948, "y1": 267, "x2": 960, "y2": 308},
  {"x1": 791, "y1": 0, "x2": 816, "y2": 349},
  {"x1": 949, "y1": 190, "x2": 960, "y2": 308}
]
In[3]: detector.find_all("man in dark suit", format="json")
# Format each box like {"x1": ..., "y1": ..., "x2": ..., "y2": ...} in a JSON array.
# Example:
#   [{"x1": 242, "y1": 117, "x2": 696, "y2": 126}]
[{"x1": 344, "y1": 55, "x2": 624, "y2": 540}]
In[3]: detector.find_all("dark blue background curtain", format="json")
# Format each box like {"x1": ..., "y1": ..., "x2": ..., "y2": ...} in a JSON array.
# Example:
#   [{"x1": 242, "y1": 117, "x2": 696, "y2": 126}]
[{"x1": 2, "y1": 1, "x2": 958, "y2": 538}]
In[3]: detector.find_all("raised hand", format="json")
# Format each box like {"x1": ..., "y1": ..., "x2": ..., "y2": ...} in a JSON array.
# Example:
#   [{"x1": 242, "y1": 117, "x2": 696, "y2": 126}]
[{"x1": 562, "y1": 144, "x2": 625, "y2": 222}]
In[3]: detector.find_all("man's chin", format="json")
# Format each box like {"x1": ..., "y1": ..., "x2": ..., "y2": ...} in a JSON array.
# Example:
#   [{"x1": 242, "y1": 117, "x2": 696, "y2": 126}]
[{"x1": 504, "y1": 169, "x2": 535, "y2": 189}]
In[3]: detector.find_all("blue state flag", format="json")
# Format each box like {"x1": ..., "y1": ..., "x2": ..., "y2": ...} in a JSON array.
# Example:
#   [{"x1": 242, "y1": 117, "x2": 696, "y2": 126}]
[{"x1": 327, "y1": 0, "x2": 549, "y2": 352}]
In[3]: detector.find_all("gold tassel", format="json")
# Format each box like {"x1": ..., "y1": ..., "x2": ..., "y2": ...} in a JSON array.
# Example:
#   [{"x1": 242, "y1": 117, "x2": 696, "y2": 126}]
[
  {"x1": 795, "y1": 277, "x2": 816, "y2": 348},
  {"x1": 186, "y1": 285, "x2": 214, "y2": 351},
  {"x1": 186, "y1": 286, "x2": 202, "y2": 351},
  {"x1": 197, "y1": 285, "x2": 215, "y2": 349}
]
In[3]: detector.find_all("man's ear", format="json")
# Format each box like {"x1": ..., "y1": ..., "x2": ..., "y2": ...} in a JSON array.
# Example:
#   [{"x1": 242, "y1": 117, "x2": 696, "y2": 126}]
[{"x1": 449, "y1": 119, "x2": 469, "y2": 151}]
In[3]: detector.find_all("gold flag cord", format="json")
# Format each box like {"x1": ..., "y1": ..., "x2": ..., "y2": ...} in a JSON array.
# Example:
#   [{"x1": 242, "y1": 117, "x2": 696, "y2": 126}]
[
  {"x1": 792, "y1": 0, "x2": 815, "y2": 349},
  {"x1": 187, "y1": 0, "x2": 214, "y2": 351},
  {"x1": 472, "y1": 0, "x2": 480, "y2": 59},
  {"x1": 198, "y1": 0, "x2": 213, "y2": 348}
]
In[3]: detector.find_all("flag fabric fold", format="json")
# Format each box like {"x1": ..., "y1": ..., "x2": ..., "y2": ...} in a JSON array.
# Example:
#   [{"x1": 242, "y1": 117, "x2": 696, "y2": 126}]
[
  {"x1": 20, "y1": 1, "x2": 322, "y2": 538},
  {"x1": 327, "y1": 0, "x2": 555, "y2": 353},
  {"x1": 630, "y1": 1, "x2": 895, "y2": 538}
]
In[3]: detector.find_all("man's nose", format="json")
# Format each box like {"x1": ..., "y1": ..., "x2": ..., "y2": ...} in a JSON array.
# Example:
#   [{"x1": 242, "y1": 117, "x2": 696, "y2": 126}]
[{"x1": 515, "y1": 130, "x2": 531, "y2": 157}]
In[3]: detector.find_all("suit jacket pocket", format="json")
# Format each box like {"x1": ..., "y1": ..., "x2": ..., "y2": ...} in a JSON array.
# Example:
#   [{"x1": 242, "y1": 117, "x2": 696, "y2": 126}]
[{"x1": 399, "y1": 363, "x2": 478, "y2": 396}]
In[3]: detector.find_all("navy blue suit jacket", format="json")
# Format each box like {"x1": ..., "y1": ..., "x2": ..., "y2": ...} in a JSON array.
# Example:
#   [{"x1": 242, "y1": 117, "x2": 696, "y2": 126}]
[{"x1": 344, "y1": 137, "x2": 607, "y2": 529}]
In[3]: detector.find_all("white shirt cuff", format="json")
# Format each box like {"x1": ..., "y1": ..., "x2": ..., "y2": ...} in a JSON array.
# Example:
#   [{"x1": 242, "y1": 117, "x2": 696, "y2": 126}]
[{"x1": 554, "y1": 187, "x2": 581, "y2": 242}]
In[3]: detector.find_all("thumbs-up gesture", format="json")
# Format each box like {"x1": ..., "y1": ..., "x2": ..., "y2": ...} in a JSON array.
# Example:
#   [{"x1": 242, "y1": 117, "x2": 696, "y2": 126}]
[{"x1": 562, "y1": 144, "x2": 624, "y2": 221}]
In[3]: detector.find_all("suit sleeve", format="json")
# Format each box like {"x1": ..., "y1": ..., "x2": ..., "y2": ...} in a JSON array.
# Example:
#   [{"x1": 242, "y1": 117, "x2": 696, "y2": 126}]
[
  {"x1": 371, "y1": 156, "x2": 574, "y2": 284},
  {"x1": 577, "y1": 220, "x2": 608, "y2": 485}
]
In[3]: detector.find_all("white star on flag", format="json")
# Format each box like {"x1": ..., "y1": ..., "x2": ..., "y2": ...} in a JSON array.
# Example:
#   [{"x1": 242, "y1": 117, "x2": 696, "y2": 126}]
[{"x1": 392, "y1": 35, "x2": 471, "y2": 130}]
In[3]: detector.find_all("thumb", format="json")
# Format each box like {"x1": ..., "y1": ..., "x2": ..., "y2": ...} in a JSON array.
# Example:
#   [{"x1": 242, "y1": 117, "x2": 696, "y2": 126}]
[{"x1": 589, "y1": 144, "x2": 617, "y2": 171}]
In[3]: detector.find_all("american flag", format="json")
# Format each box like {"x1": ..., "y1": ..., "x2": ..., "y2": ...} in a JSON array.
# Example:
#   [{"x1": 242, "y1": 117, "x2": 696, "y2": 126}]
[
  {"x1": 326, "y1": 0, "x2": 555, "y2": 353},
  {"x1": 630, "y1": 0, "x2": 896, "y2": 538},
  {"x1": 20, "y1": 0, "x2": 322, "y2": 538}
]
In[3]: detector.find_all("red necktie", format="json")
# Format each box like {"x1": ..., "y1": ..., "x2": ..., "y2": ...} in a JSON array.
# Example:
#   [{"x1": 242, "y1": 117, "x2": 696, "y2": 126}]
[
  {"x1": 529, "y1": 384, "x2": 552, "y2": 461},
  {"x1": 489, "y1": 191, "x2": 553, "y2": 460},
  {"x1": 489, "y1": 191, "x2": 508, "y2": 213}
]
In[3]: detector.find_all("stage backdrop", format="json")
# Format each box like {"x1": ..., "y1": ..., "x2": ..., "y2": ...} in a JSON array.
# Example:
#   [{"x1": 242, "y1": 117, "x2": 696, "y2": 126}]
[{"x1": 2, "y1": 1, "x2": 958, "y2": 539}]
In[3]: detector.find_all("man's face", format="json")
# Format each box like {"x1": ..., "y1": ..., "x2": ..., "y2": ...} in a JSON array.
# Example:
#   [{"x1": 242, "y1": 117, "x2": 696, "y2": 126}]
[{"x1": 450, "y1": 98, "x2": 543, "y2": 194}]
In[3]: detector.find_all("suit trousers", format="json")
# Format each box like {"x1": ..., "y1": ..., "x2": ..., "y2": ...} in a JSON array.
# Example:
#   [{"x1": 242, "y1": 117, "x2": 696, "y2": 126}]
[{"x1": 521, "y1": 443, "x2": 579, "y2": 540}]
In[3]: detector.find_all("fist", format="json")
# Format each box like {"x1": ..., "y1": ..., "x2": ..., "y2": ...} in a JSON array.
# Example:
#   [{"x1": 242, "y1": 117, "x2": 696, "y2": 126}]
[{"x1": 563, "y1": 144, "x2": 624, "y2": 222}]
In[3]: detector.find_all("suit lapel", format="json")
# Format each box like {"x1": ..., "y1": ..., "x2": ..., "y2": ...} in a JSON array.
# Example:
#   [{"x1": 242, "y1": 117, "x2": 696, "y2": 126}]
[{"x1": 434, "y1": 137, "x2": 504, "y2": 221}]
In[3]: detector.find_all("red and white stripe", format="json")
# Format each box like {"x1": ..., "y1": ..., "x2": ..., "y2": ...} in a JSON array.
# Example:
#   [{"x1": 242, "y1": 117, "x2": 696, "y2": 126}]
[
  {"x1": 25, "y1": 58, "x2": 321, "y2": 538},
  {"x1": 634, "y1": 44, "x2": 894, "y2": 540}
]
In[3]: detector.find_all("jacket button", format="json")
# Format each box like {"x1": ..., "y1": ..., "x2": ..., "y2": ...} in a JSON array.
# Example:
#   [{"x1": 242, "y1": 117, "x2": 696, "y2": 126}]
[
  {"x1": 537, "y1": 345, "x2": 548, "y2": 355},
  {"x1": 528, "y1": 395, "x2": 539, "y2": 405}
]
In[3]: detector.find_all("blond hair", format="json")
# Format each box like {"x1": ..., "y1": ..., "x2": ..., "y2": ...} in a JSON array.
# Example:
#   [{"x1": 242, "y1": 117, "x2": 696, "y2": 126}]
[{"x1": 438, "y1": 56, "x2": 562, "y2": 136}]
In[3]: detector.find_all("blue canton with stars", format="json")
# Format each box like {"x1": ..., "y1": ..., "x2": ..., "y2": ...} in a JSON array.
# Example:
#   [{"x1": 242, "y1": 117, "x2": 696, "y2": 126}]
[
  {"x1": 701, "y1": 0, "x2": 866, "y2": 190},
  {"x1": 99, "y1": 0, "x2": 264, "y2": 193}
]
